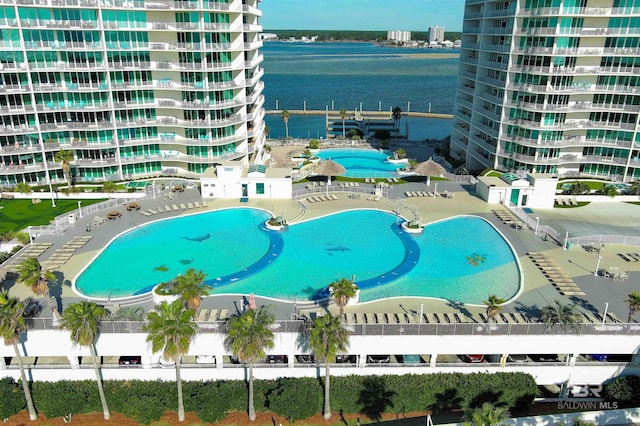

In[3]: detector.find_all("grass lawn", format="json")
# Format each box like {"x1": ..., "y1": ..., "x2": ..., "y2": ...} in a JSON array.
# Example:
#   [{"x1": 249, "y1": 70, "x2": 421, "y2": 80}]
[{"x1": 0, "y1": 198, "x2": 106, "y2": 234}]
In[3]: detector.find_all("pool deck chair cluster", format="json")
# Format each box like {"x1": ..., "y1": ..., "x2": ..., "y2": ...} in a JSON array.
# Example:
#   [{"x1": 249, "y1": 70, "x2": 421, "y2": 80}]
[
  {"x1": 0, "y1": 242, "x2": 53, "y2": 273},
  {"x1": 527, "y1": 252, "x2": 585, "y2": 296},
  {"x1": 139, "y1": 201, "x2": 208, "y2": 216},
  {"x1": 41, "y1": 236, "x2": 92, "y2": 270},
  {"x1": 306, "y1": 194, "x2": 338, "y2": 203}
]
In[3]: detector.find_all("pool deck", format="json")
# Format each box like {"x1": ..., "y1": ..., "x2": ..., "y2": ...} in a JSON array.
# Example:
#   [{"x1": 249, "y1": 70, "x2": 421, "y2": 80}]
[{"x1": 3, "y1": 181, "x2": 640, "y2": 324}]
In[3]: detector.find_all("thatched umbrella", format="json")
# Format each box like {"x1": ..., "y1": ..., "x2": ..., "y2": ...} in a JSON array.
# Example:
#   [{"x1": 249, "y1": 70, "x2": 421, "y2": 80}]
[
  {"x1": 314, "y1": 159, "x2": 346, "y2": 193},
  {"x1": 412, "y1": 157, "x2": 446, "y2": 187}
]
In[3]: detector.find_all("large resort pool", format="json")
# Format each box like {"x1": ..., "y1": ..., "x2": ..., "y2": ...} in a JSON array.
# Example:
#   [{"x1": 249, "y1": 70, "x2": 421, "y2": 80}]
[{"x1": 74, "y1": 209, "x2": 521, "y2": 305}]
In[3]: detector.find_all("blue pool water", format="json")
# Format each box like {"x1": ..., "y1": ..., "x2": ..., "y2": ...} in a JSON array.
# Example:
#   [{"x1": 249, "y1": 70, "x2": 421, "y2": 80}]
[
  {"x1": 74, "y1": 209, "x2": 520, "y2": 304},
  {"x1": 315, "y1": 148, "x2": 408, "y2": 178}
]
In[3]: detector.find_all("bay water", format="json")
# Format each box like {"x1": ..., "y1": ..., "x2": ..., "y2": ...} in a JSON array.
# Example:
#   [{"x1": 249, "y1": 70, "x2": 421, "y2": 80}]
[{"x1": 261, "y1": 41, "x2": 460, "y2": 140}]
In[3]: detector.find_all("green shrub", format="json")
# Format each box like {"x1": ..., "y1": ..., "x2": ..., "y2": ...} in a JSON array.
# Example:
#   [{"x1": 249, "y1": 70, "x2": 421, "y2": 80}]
[
  {"x1": 32, "y1": 380, "x2": 101, "y2": 417},
  {"x1": 605, "y1": 375, "x2": 640, "y2": 408},
  {"x1": 268, "y1": 377, "x2": 322, "y2": 421},
  {"x1": 0, "y1": 377, "x2": 25, "y2": 419}
]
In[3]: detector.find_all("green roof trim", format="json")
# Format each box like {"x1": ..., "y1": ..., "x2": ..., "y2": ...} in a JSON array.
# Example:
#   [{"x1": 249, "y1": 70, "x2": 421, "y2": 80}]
[{"x1": 248, "y1": 164, "x2": 267, "y2": 174}]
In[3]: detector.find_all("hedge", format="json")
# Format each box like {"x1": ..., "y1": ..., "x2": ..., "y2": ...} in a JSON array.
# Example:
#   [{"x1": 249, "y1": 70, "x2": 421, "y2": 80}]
[
  {"x1": 605, "y1": 375, "x2": 640, "y2": 408},
  {"x1": 5, "y1": 372, "x2": 537, "y2": 424}
]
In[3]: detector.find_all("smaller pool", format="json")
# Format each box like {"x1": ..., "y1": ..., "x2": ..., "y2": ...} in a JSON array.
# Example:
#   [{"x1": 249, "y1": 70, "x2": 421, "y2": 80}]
[{"x1": 316, "y1": 148, "x2": 408, "y2": 178}]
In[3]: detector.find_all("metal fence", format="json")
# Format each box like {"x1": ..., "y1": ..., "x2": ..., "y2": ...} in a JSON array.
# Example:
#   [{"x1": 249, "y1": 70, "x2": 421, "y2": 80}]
[
  {"x1": 568, "y1": 235, "x2": 640, "y2": 247},
  {"x1": 26, "y1": 318, "x2": 640, "y2": 336}
]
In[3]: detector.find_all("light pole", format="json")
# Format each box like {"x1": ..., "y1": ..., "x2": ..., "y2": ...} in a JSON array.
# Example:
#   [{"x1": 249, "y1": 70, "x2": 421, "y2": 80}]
[
  {"x1": 77, "y1": 200, "x2": 83, "y2": 218},
  {"x1": 535, "y1": 217, "x2": 540, "y2": 235},
  {"x1": 28, "y1": 226, "x2": 33, "y2": 243},
  {"x1": 594, "y1": 255, "x2": 602, "y2": 276},
  {"x1": 47, "y1": 176, "x2": 56, "y2": 207},
  {"x1": 434, "y1": 182, "x2": 438, "y2": 196},
  {"x1": 602, "y1": 302, "x2": 609, "y2": 325}
]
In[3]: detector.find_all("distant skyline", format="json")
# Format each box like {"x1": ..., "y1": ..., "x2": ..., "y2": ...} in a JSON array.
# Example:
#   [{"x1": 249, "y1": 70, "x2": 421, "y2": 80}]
[{"x1": 259, "y1": 0, "x2": 465, "y2": 32}]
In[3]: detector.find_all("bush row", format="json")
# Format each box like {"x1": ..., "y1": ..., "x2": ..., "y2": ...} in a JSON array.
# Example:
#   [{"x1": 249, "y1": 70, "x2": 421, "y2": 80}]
[{"x1": 4, "y1": 372, "x2": 537, "y2": 424}]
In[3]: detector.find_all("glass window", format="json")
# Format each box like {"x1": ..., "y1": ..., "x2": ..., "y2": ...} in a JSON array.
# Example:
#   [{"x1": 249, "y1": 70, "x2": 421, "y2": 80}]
[{"x1": 256, "y1": 183, "x2": 264, "y2": 194}]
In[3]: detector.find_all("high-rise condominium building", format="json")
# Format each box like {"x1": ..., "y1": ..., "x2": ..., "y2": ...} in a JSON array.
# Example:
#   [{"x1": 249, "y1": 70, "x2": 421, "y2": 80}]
[
  {"x1": 0, "y1": 0, "x2": 266, "y2": 186},
  {"x1": 428, "y1": 25, "x2": 445, "y2": 43},
  {"x1": 387, "y1": 30, "x2": 411, "y2": 43},
  {"x1": 451, "y1": 0, "x2": 640, "y2": 182}
]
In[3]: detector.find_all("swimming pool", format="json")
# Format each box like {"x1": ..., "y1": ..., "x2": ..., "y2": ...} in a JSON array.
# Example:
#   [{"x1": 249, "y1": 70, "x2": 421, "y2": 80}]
[
  {"x1": 315, "y1": 148, "x2": 408, "y2": 178},
  {"x1": 74, "y1": 209, "x2": 520, "y2": 305}
]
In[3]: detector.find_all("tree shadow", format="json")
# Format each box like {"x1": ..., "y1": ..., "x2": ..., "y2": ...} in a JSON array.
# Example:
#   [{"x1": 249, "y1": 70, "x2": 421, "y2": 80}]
[
  {"x1": 445, "y1": 300, "x2": 474, "y2": 321},
  {"x1": 568, "y1": 296, "x2": 597, "y2": 314},
  {"x1": 357, "y1": 376, "x2": 396, "y2": 421},
  {"x1": 428, "y1": 388, "x2": 463, "y2": 414},
  {"x1": 468, "y1": 390, "x2": 504, "y2": 409}
]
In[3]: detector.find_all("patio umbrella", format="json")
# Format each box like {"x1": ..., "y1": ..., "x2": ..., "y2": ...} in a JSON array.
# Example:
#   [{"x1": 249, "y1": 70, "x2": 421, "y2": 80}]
[
  {"x1": 412, "y1": 157, "x2": 446, "y2": 186},
  {"x1": 314, "y1": 159, "x2": 346, "y2": 194}
]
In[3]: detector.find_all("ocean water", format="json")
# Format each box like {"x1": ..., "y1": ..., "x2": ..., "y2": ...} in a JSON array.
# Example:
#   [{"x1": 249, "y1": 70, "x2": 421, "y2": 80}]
[{"x1": 261, "y1": 42, "x2": 459, "y2": 140}]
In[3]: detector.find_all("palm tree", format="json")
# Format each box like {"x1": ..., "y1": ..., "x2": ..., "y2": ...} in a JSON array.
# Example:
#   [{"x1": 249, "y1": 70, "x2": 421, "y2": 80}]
[
  {"x1": 541, "y1": 300, "x2": 581, "y2": 332},
  {"x1": 483, "y1": 294, "x2": 505, "y2": 323},
  {"x1": 308, "y1": 313, "x2": 350, "y2": 420},
  {"x1": 339, "y1": 108, "x2": 347, "y2": 139},
  {"x1": 463, "y1": 402, "x2": 510, "y2": 426},
  {"x1": 61, "y1": 301, "x2": 110, "y2": 420},
  {"x1": 15, "y1": 182, "x2": 32, "y2": 194},
  {"x1": 392, "y1": 106, "x2": 402, "y2": 130},
  {"x1": 17, "y1": 257, "x2": 59, "y2": 320},
  {"x1": 625, "y1": 291, "x2": 640, "y2": 323},
  {"x1": 144, "y1": 300, "x2": 196, "y2": 422},
  {"x1": 0, "y1": 290, "x2": 38, "y2": 420},
  {"x1": 281, "y1": 109, "x2": 290, "y2": 139},
  {"x1": 101, "y1": 181, "x2": 117, "y2": 195},
  {"x1": 54, "y1": 149, "x2": 74, "y2": 187},
  {"x1": 329, "y1": 278, "x2": 358, "y2": 316},
  {"x1": 224, "y1": 307, "x2": 275, "y2": 421},
  {"x1": 173, "y1": 268, "x2": 211, "y2": 314}
]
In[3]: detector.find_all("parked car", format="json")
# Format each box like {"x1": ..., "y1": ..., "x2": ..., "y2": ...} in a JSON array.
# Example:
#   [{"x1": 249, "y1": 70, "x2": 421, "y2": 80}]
[
  {"x1": 462, "y1": 354, "x2": 485, "y2": 363},
  {"x1": 295, "y1": 355, "x2": 315, "y2": 364},
  {"x1": 118, "y1": 356, "x2": 141, "y2": 365},
  {"x1": 399, "y1": 354, "x2": 421, "y2": 364},
  {"x1": 195, "y1": 355, "x2": 216, "y2": 364},
  {"x1": 507, "y1": 354, "x2": 529, "y2": 363},
  {"x1": 528, "y1": 354, "x2": 560, "y2": 362},
  {"x1": 366, "y1": 355, "x2": 390, "y2": 364},
  {"x1": 335, "y1": 355, "x2": 357, "y2": 364},
  {"x1": 266, "y1": 355, "x2": 288, "y2": 363},
  {"x1": 590, "y1": 354, "x2": 608, "y2": 361}
]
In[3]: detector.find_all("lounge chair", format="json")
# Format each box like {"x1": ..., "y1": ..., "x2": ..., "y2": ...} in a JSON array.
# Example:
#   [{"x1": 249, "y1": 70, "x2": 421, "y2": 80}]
[
  {"x1": 355, "y1": 313, "x2": 366, "y2": 324},
  {"x1": 202, "y1": 200, "x2": 208, "y2": 207},
  {"x1": 330, "y1": 194, "x2": 338, "y2": 200},
  {"x1": 194, "y1": 201, "x2": 202, "y2": 208},
  {"x1": 405, "y1": 191, "x2": 412, "y2": 197},
  {"x1": 179, "y1": 203, "x2": 187, "y2": 209},
  {"x1": 197, "y1": 309, "x2": 209, "y2": 322},
  {"x1": 187, "y1": 202, "x2": 194, "y2": 209},
  {"x1": 363, "y1": 313, "x2": 374, "y2": 324},
  {"x1": 218, "y1": 309, "x2": 229, "y2": 320},
  {"x1": 208, "y1": 309, "x2": 219, "y2": 321}
]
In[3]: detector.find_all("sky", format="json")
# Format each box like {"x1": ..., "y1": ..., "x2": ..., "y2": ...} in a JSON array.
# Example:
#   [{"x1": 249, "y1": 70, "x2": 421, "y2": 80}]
[{"x1": 259, "y1": 0, "x2": 465, "y2": 32}]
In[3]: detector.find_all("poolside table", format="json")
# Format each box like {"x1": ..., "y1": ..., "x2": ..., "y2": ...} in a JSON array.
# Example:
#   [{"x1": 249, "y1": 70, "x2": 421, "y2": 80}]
[
  {"x1": 126, "y1": 202, "x2": 141, "y2": 211},
  {"x1": 107, "y1": 211, "x2": 122, "y2": 220}
]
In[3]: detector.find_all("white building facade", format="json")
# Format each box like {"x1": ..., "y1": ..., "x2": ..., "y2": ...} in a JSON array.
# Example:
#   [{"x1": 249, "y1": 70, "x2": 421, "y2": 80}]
[
  {"x1": 428, "y1": 25, "x2": 445, "y2": 43},
  {"x1": 0, "y1": 0, "x2": 267, "y2": 186},
  {"x1": 387, "y1": 30, "x2": 412, "y2": 43},
  {"x1": 450, "y1": 0, "x2": 640, "y2": 182}
]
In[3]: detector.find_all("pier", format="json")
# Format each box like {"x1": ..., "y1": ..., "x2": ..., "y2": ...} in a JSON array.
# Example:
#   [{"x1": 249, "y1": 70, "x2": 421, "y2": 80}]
[{"x1": 265, "y1": 109, "x2": 453, "y2": 119}]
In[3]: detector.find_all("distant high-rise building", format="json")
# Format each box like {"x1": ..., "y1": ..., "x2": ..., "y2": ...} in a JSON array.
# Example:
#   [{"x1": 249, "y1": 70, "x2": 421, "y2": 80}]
[
  {"x1": 0, "y1": 0, "x2": 266, "y2": 186},
  {"x1": 387, "y1": 30, "x2": 412, "y2": 43},
  {"x1": 451, "y1": 0, "x2": 640, "y2": 183},
  {"x1": 428, "y1": 26, "x2": 445, "y2": 43}
]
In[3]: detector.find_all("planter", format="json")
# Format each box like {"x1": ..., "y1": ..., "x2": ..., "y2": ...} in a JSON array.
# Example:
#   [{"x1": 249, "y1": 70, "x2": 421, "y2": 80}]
[
  {"x1": 152, "y1": 284, "x2": 180, "y2": 305},
  {"x1": 265, "y1": 219, "x2": 287, "y2": 231},
  {"x1": 401, "y1": 221, "x2": 424, "y2": 234},
  {"x1": 386, "y1": 156, "x2": 409, "y2": 164}
]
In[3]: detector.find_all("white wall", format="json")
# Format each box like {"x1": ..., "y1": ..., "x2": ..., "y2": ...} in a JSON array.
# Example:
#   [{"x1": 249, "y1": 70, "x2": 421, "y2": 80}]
[{"x1": 1, "y1": 329, "x2": 638, "y2": 385}]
